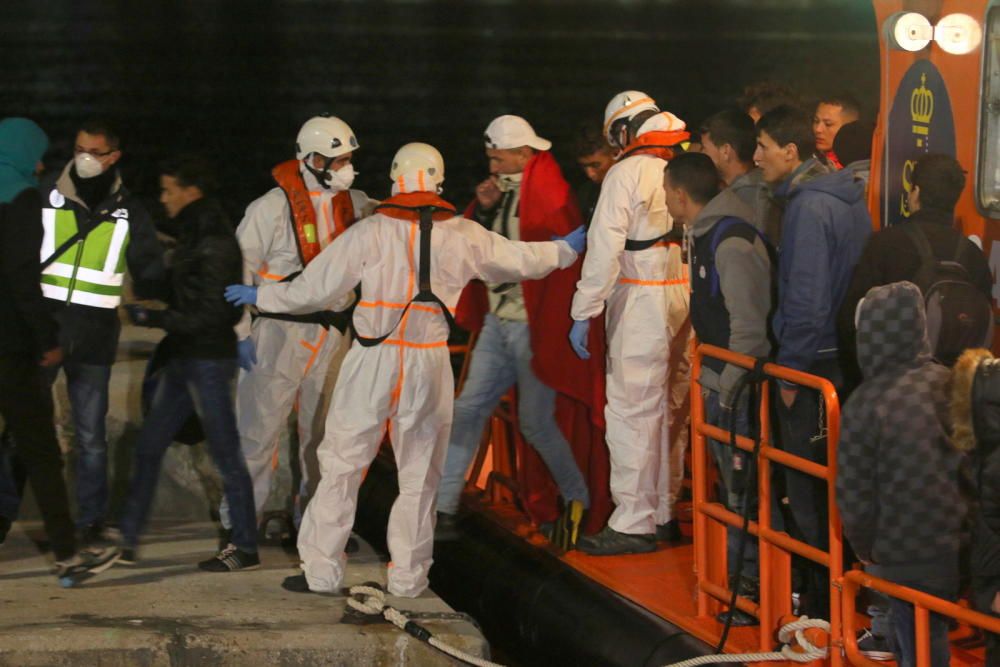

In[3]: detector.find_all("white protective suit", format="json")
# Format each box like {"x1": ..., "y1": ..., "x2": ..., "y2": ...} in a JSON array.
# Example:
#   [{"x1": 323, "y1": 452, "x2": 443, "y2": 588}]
[
  {"x1": 570, "y1": 136, "x2": 691, "y2": 537},
  {"x1": 221, "y1": 165, "x2": 376, "y2": 529},
  {"x1": 256, "y1": 201, "x2": 578, "y2": 597}
]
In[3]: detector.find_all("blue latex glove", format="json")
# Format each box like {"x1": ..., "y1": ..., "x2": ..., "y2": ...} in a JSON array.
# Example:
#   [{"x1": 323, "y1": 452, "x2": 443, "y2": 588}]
[
  {"x1": 123, "y1": 303, "x2": 150, "y2": 325},
  {"x1": 569, "y1": 319, "x2": 591, "y2": 360},
  {"x1": 237, "y1": 338, "x2": 257, "y2": 372},
  {"x1": 552, "y1": 225, "x2": 587, "y2": 255},
  {"x1": 224, "y1": 284, "x2": 257, "y2": 306}
]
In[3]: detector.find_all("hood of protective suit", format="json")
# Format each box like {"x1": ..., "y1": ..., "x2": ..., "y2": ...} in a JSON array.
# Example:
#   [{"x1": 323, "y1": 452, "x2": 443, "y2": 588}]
[
  {"x1": 855, "y1": 281, "x2": 932, "y2": 377},
  {"x1": 688, "y1": 188, "x2": 756, "y2": 239},
  {"x1": 0, "y1": 118, "x2": 48, "y2": 204}
]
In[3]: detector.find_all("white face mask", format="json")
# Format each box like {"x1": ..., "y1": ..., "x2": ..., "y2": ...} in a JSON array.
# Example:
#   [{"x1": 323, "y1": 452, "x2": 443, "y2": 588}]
[
  {"x1": 325, "y1": 164, "x2": 356, "y2": 191},
  {"x1": 74, "y1": 153, "x2": 105, "y2": 179},
  {"x1": 497, "y1": 172, "x2": 523, "y2": 192}
]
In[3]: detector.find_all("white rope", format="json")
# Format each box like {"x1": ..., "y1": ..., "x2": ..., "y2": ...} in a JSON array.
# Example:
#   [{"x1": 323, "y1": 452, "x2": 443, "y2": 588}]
[
  {"x1": 661, "y1": 617, "x2": 830, "y2": 667},
  {"x1": 346, "y1": 585, "x2": 505, "y2": 667}
]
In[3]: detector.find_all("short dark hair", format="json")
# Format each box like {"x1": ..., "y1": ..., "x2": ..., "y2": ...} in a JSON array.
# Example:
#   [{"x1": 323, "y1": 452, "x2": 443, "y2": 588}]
[
  {"x1": 572, "y1": 123, "x2": 613, "y2": 158},
  {"x1": 78, "y1": 119, "x2": 121, "y2": 151},
  {"x1": 817, "y1": 92, "x2": 862, "y2": 119},
  {"x1": 699, "y1": 109, "x2": 756, "y2": 163},
  {"x1": 832, "y1": 120, "x2": 874, "y2": 166},
  {"x1": 160, "y1": 154, "x2": 219, "y2": 195},
  {"x1": 756, "y1": 105, "x2": 815, "y2": 162},
  {"x1": 738, "y1": 81, "x2": 798, "y2": 117},
  {"x1": 911, "y1": 154, "x2": 966, "y2": 213},
  {"x1": 664, "y1": 152, "x2": 721, "y2": 205}
]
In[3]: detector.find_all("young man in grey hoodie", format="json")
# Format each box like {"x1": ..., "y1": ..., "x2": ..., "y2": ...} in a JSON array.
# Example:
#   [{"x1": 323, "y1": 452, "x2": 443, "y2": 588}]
[
  {"x1": 663, "y1": 152, "x2": 773, "y2": 624},
  {"x1": 838, "y1": 281, "x2": 969, "y2": 667}
]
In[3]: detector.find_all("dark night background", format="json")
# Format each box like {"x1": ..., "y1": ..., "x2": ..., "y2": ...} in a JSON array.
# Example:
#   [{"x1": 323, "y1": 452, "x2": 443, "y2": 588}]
[{"x1": 1, "y1": 0, "x2": 879, "y2": 222}]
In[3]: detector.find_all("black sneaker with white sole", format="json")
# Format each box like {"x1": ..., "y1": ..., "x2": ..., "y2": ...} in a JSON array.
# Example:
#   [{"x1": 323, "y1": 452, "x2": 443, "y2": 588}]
[
  {"x1": 117, "y1": 547, "x2": 138, "y2": 566},
  {"x1": 197, "y1": 544, "x2": 260, "y2": 572},
  {"x1": 856, "y1": 629, "x2": 895, "y2": 661}
]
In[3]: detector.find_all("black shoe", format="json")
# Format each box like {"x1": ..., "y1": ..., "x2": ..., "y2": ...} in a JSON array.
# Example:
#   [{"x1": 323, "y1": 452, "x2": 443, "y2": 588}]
[
  {"x1": 80, "y1": 523, "x2": 118, "y2": 548},
  {"x1": 197, "y1": 544, "x2": 260, "y2": 572},
  {"x1": 434, "y1": 512, "x2": 460, "y2": 542},
  {"x1": 716, "y1": 607, "x2": 759, "y2": 627},
  {"x1": 118, "y1": 548, "x2": 138, "y2": 566},
  {"x1": 0, "y1": 516, "x2": 10, "y2": 545},
  {"x1": 576, "y1": 526, "x2": 656, "y2": 556},
  {"x1": 856, "y1": 629, "x2": 894, "y2": 661},
  {"x1": 551, "y1": 500, "x2": 586, "y2": 550},
  {"x1": 282, "y1": 573, "x2": 311, "y2": 593},
  {"x1": 655, "y1": 519, "x2": 683, "y2": 543}
]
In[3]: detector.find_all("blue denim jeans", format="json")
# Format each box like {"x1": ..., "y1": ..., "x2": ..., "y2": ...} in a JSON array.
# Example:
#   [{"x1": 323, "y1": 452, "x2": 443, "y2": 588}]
[
  {"x1": 704, "y1": 389, "x2": 759, "y2": 580},
  {"x1": 119, "y1": 357, "x2": 257, "y2": 553},
  {"x1": 437, "y1": 314, "x2": 590, "y2": 515},
  {"x1": 43, "y1": 361, "x2": 112, "y2": 529},
  {"x1": 885, "y1": 576, "x2": 956, "y2": 667}
]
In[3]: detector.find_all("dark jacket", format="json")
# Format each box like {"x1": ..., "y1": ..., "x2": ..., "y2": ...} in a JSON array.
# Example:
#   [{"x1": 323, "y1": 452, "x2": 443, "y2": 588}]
[
  {"x1": 43, "y1": 163, "x2": 163, "y2": 365},
  {"x1": 837, "y1": 281, "x2": 969, "y2": 582},
  {"x1": 1, "y1": 189, "x2": 59, "y2": 357},
  {"x1": 838, "y1": 207, "x2": 992, "y2": 381},
  {"x1": 772, "y1": 159, "x2": 871, "y2": 377},
  {"x1": 687, "y1": 189, "x2": 773, "y2": 406},
  {"x1": 138, "y1": 197, "x2": 242, "y2": 359},
  {"x1": 0, "y1": 118, "x2": 56, "y2": 357}
]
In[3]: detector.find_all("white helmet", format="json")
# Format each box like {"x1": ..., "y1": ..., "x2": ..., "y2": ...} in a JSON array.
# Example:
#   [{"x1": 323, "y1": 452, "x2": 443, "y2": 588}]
[
  {"x1": 389, "y1": 142, "x2": 445, "y2": 193},
  {"x1": 295, "y1": 115, "x2": 358, "y2": 160},
  {"x1": 603, "y1": 90, "x2": 659, "y2": 147}
]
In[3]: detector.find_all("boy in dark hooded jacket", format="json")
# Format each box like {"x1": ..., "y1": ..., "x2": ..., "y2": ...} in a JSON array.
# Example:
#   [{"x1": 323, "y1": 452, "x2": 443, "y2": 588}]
[{"x1": 838, "y1": 281, "x2": 968, "y2": 667}]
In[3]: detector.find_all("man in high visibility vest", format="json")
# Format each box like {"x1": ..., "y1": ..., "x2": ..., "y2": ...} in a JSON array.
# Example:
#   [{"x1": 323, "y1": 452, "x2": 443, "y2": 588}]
[
  {"x1": 38, "y1": 120, "x2": 163, "y2": 544},
  {"x1": 222, "y1": 115, "x2": 377, "y2": 538}
]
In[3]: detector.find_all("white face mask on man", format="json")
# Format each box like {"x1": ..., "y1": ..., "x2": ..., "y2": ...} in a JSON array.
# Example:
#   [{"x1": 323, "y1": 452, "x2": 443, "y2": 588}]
[
  {"x1": 325, "y1": 163, "x2": 356, "y2": 191},
  {"x1": 74, "y1": 152, "x2": 105, "y2": 179}
]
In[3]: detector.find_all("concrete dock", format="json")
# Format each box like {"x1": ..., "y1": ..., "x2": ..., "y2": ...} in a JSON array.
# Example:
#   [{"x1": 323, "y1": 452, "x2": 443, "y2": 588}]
[{"x1": 0, "y1": 521, "x2": 489, "y2": 666}]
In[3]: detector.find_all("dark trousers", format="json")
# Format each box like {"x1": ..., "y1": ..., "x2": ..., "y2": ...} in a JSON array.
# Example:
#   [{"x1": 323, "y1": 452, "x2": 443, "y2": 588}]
[
  {"x1": 119, "y1": 357, "x2": 257, "y2": 552},
  {"x1": 0, "y1": 355, "x2": 76, "y2": 559},
  {"x1": 774, "y1": 358, "x2": 843, "y2": 619},
  {"x1": 884, "y1": 576, "x2": 957, "y2": 667}
]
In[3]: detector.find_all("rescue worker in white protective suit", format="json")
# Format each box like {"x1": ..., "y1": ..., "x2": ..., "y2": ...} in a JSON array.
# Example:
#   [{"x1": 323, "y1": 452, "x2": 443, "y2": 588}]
[
  {"x1": 221, "y1": 115, "x2": 377, "y2": 537},
  {"x1": 569, "y1": 91, "x2": 693, "y2": 555},
  {"x1": 224, "y1": 143, "x2": 587, "y2": 597}
]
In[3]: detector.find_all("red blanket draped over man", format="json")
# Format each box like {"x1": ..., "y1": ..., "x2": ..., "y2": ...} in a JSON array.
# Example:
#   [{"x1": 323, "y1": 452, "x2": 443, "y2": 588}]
[{"x1": 454, "y1": 150, "x2": 611, "y2": 533}]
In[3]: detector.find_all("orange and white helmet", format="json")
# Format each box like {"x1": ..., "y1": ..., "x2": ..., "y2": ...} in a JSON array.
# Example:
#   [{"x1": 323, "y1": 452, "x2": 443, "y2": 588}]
[
  {"x1": 389, "y1": 142, "x2": 445, "y2": 193},
  {"x1": 295, "y1": 115, "x2": 358, "y2": 160},
  {"x1": 603, "y1": 90, "x2": 659, "y2": 147}
]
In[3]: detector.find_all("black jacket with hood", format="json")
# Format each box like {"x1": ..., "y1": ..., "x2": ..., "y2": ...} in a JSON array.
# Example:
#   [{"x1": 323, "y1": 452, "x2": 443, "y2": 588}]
[
  {"x1": 837, "y1": 281, "x2": 970, "y2": 583},
  {"x1": 137, "y1": 197, "x2": 242, "y2": 359}
]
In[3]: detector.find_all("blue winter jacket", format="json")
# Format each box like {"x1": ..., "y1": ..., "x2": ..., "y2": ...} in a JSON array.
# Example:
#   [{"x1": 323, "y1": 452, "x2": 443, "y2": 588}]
[{"x1": 772, "y1": 160, "x2": 872, "y2": 374}]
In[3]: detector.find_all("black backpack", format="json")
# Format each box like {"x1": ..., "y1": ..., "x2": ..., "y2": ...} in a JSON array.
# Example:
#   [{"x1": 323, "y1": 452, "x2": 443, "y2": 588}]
[{"x1": 903, "y1": 223, "x2": 994, "y2": 366}]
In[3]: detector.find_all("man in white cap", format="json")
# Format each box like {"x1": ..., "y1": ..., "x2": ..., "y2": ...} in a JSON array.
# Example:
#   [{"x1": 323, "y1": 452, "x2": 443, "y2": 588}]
[
  {"x1": 222, "y1": 115, "x2": 377, "y2": 540},
  {"x1": 224, "y1": 143, "x2": 586, "y2": 596},
  {"x1": 569, "y1": 92, "x2": 692, "y2": 555},
  {"x1": 439, "y1": 116, "x2": 599, "y2": 546}
]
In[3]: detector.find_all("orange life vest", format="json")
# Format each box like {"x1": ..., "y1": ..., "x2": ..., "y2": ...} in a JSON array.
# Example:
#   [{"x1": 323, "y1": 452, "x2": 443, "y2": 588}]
[
  {"x1": 620, "y1": 129, "x2": 691, "y2": 161},
  {"x1": 271, "y1": 159, "x2": 356, "y2": 266}
]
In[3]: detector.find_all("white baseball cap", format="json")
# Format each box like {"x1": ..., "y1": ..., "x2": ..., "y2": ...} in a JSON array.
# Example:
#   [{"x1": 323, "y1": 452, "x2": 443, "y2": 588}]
[{"x1": 483, "y1": 115, "x2": 552, "y2": 151}]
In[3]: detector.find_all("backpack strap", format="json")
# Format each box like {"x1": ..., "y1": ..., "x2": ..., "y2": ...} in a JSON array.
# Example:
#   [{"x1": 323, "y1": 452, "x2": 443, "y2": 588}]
[
  {"x1": 624, "y1": 226, "x2": 684, "y2": 251},
  {"x1": 901, "y1": 222, "x2": 937, "y2": 282},
  {"x1": 353, "y1": 206, "x2": 456, "y2": 347}
]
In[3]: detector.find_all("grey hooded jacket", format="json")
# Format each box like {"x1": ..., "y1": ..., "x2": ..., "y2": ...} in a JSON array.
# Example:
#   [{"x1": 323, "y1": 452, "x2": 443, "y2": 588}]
[
  {"x1": 837, "y1": 281, "x2": 969, "y2": 582},
  {"x1": 687, "y1": 189, "x2": 773, "y2": 406}
]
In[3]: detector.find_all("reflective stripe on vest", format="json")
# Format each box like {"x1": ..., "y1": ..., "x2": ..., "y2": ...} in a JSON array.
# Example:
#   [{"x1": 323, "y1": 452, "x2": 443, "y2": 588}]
[{"x1": 40, "y1": 206, "x2": 130, "y2": 309}]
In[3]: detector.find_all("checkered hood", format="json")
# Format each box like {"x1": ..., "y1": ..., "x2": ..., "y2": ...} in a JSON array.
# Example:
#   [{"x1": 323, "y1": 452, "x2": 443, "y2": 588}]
[
  {"x1": 856, "y1": 281, "x2": 931, "y2": 377},
  {"x1": 838, "y1": 281, "x2": 969, "y2": 576}
]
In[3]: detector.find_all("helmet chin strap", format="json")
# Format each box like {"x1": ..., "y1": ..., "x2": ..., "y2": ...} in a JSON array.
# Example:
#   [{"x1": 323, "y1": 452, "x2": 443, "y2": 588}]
[{"x1": 304, "y1": 154, "x2": 336, "y2": 189}]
